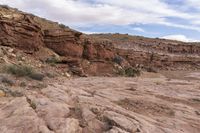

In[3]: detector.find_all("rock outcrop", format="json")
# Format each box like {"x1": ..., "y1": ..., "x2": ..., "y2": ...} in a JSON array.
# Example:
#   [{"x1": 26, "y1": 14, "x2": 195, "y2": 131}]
[
  {"x1": 0, "y1": 7, "x2": 43, "y2": 53},
  {"x1": 0, "y1": 5, "x2": 200, "y2": 133},
  {"x1": 0, "y1": 5, "x2": 200, "y2": 76},
  {"x1": 44, "y1": 29, "x2": 84, "y2": 57},
  {"x1": 92, "y1": 34, "x2": 200, "y2": 71}
]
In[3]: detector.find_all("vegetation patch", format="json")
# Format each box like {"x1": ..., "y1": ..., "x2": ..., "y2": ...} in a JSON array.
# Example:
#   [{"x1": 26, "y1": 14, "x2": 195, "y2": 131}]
[
  {"x1": 45, "y1": 56, "x2": 60, "y2": 64},
  {"x1": 0, "y1": 5, "x2": 9, "y2": 9},
  {"x1": 26, "y1": 97, "x2": 37, "y2": 110},
  {"x1": 45, "y1": 56, "x2": 60, "y2": 67},
  {"x1": 1, "y1": 76, "x2": 14, "y2": 86},
  {"x1": 4, "y1": 64, "x2": 45, "y2": 81},
  {"x1": 19, "y1": 82, "x2": 26, "y2": 87},
  {"x1": 117, "y1": 67, "x2": 140, "y2": 77},
  {"x1": 59, "y1": 23, "x2": 69, "y2": 29},
  {"x1": 5, "y1": 65, "x2": 33, "y2": 77},
  {"x1": 31, "y1": 83, "x2": 47, "y2": 90},
  {"x1": 0, "y1": 87, "x2": 23, "y2": 97}
]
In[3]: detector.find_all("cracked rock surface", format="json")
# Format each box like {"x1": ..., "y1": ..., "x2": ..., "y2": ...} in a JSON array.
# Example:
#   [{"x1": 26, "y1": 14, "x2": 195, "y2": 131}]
[{"x1": 0, "y1": 71, "x2": 200, "y2": 133}]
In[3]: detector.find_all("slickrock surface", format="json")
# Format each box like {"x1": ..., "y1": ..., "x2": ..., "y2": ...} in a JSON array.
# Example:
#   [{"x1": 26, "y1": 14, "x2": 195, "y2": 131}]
[{"x1": 0, "y1": 71, "x2": 200, "y2": 133}]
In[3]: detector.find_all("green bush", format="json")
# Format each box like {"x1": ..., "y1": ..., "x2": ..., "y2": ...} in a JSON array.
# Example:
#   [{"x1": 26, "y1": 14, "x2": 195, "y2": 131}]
[
  {"x1": 0, "y1": 87, "x2": 23, "y2": 97},
  {"x1": 30, "y1": 101, "x2": 37, "y2": 109},
  {"x1": 125, "y1": 67, "x2": 140, "y2": 77},
  {"x1": 59, "y1": 23, "x2": 69, "y2": 29},
  {"x1": 45, "y1": 56, "x2": 60, "y2": 64},
  {"x1": 4, "y1": 65, "x2": 45, "y2": 81},
  {"x1": 26, "y1": 98, "x2": 37, "y2": 109},
  {"x1": 117, "y1": 67, "x2": 140, "y2": 77},
  {"x1": 5, "y1": 65, "x2": 33, "y2": 77},
  {"x1": 20, "y1": 82, "x2": 26, "y2": 87},
  {"x1": 117, "y1": 69, "x2": 126, "y2": 76}
]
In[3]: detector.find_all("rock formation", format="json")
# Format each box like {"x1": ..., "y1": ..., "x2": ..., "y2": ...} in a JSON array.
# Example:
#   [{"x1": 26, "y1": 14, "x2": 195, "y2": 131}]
[
  {"x1": 0, "y1": 5, "x2": 200, "y2": 76},
  {"x1": 0, "y1": 5, "x2": 200, "y2": 133}
]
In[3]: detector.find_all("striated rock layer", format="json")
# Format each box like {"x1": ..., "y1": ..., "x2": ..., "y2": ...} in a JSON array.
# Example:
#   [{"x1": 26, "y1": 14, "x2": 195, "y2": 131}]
[{"x1": 0, "y1": 6, "x2": 200, "y2": 76}]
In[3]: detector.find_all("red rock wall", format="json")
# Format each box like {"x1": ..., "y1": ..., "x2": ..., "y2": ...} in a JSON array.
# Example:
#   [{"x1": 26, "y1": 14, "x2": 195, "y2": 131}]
[
  {"x1": 0, "y1": 7, "x2": 200, "y2": 73},
  {"x1": 44, "y1": 29, "x2": 84, "y2": 57},
  {"x1": 117, "y1": 49, "x2": 200, "y2": 70},
  {"x1": 0, "y1": 13, "x2": 43, "y2": 53}
]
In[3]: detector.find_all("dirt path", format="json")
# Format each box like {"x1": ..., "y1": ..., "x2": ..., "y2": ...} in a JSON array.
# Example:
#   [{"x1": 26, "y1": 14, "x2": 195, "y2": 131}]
[{"x1": 0, "y1": 72, "x2": 200, "y2": 133}]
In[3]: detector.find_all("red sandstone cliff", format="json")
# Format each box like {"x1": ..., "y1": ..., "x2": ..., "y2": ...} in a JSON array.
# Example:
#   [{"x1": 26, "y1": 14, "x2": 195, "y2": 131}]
[{"x1": 0, "y1": 6, "x2": 200, "y2": 76}]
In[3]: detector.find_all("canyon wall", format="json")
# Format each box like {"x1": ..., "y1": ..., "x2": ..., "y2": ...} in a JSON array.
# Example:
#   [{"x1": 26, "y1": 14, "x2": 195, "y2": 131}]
[{"x1": 0, "y1": 6, "x2": 200, "y2": 76}]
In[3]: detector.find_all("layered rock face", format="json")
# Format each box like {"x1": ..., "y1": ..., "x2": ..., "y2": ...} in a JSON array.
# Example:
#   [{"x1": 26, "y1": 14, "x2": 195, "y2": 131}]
[
  {"x1": 92, "y1": 34, "x2": 200, "y2": 55},
  {"x1": 117, "y1": 49, "x2": 200, "y2": 70},
  {"x1": 0, "y1": 7, "x2": 43, "y2": 53},
  {"x1": 44, "y1": 29, "x2": 83, "y2": 57},
  {"x1": 131, "y1": 39, "x2": 200, "y2": 55},
  {"x1": 83, "y1": 39, "x2": 115, "y2": 60},
  {"x1": 0, "y1": 6, "x2": 200, "y2": 76},
  {"x1": 92, "y1": 34, "x2": 200, "y2": 70},
  {"x1": 0, "y1": 6, "x2": 118, "y2": 76}
]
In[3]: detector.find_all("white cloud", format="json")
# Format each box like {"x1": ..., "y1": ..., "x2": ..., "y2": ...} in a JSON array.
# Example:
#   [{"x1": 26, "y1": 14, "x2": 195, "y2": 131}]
[
  {"x1": 0, "y1": 0, "x2": 166, "y2": 26},
  {"x1": 0, "y1": 0, "x2": 200, "y2": 32},
  {"x1": 80, "y1": 31, "x2": 101, "y2": 34},
  {"x1": 95, "y1": 0, "x2": 193, "y2": 19},
  {"x1": 132, "y1": 27, "x2": 145, "y2": 32},
  {"x1": 161, "y1": 35, "x2": 199, "y2": 42},
  {"x1": 185, "y1": 0, "x2": 200, "y2": 10}
]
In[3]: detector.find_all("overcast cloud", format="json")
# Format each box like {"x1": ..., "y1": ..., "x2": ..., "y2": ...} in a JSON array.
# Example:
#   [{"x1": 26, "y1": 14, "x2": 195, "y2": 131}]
[{"x1": 0, "y1": 0, "x2": 199, "y2": 42}]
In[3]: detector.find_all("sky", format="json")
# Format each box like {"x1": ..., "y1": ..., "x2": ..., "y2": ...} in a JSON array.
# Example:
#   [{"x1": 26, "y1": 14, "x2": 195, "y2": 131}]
[{"x1": 0, "y1": 0, "x2": 200, "y2": 42}]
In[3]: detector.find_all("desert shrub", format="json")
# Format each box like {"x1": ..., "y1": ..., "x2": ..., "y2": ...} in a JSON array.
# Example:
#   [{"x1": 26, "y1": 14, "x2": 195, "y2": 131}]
[
  {"x1": 0, "y1": 87, "x2": 23, "y2": 97},
  {"x1": 45, "y1": 56, "x2": 60, "y2": 66},
  {"x1": 1, "y1": 76, "x2": 14, "y2": 86},
  {"x1": 46, "y1": 57, "x2": 58, "y2": 63},
  {"x1": 30, "y1": 101, "x2": 37, "y2": 109},
  {"x1": 119, "y1": 36, "x2": 129, "y2": 41},
  {"x1": 125, "y1": 67, "x2": 140, "y2": 77},
  {"x1": 0, "y1": 5, "x2": 9, "y2": 9},
  {"x1": 5, "y1": 65, "x2": 33, "y2": 77},
  {"x1": 20, "y1": 82, "x2": 26, "y2": 87},
  {"x1": 26, "y1": 98, "x2": 37, "y2": 109},
  {"x1": 117, "y1": 69, "x2": 126, "y2": 76},
  {"x1": 4, "y1": 65, "x2": 45, "y2": 80},
  {"x1": 118, "y1": 67, "x2": 140, "y2": 77},
  {"x1": 31, "y1": 83, "x2": 47, "y2": 90},
  {"x1": 59, "y1": 23, "x2": 68, "y2": 29},
  {"x1": 10, "y1": 91, "x2": 23, "y2": 97}
]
